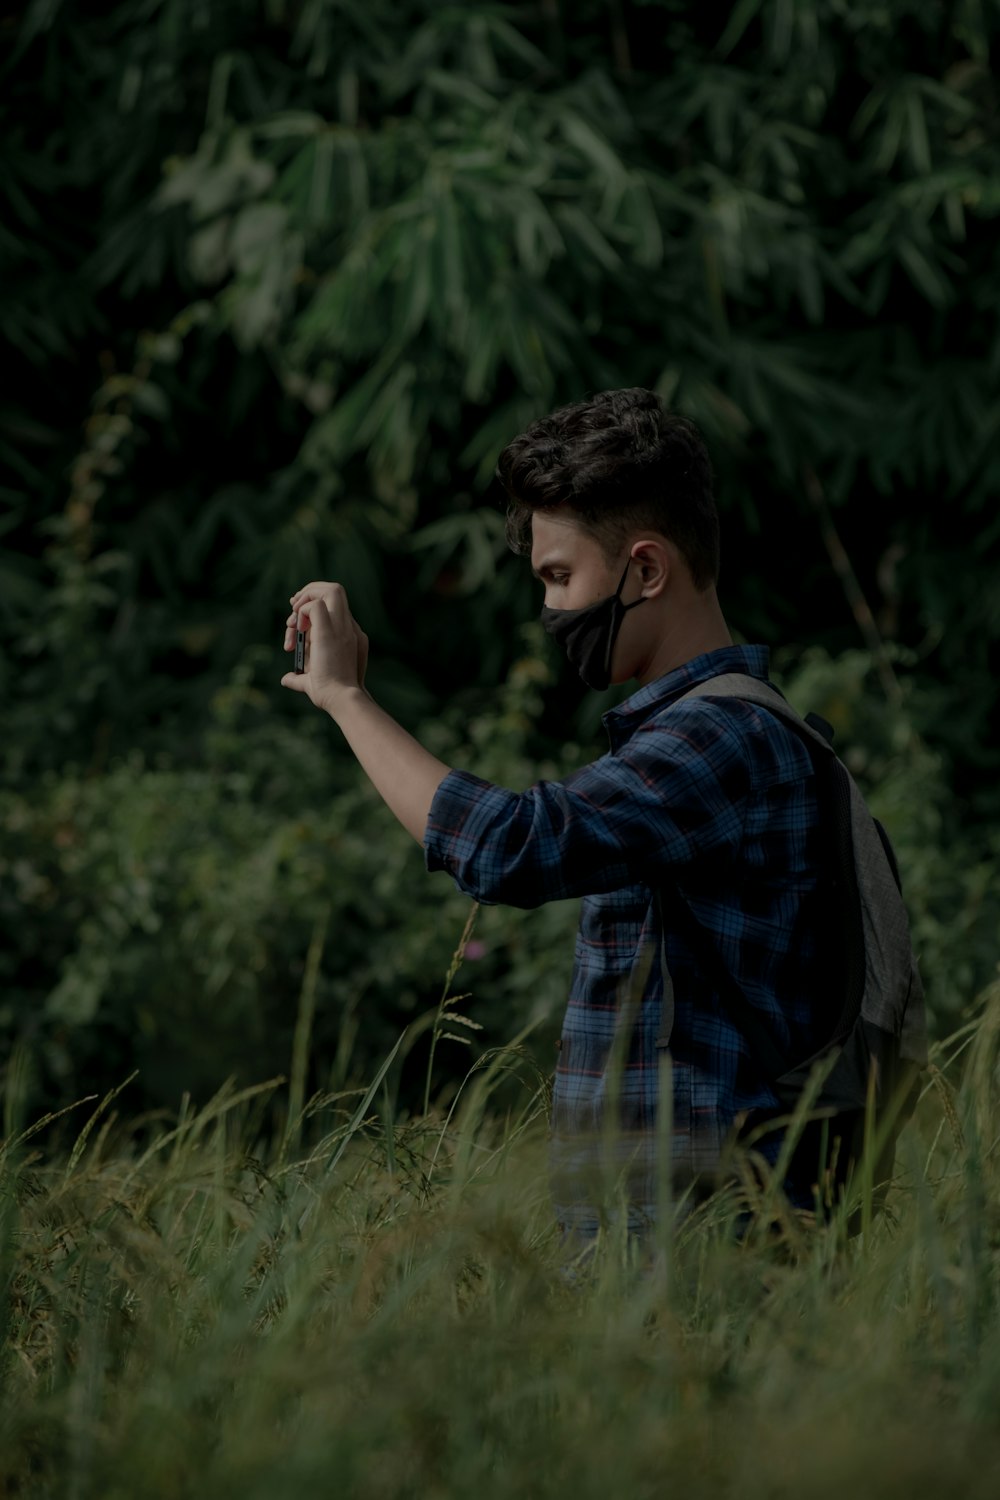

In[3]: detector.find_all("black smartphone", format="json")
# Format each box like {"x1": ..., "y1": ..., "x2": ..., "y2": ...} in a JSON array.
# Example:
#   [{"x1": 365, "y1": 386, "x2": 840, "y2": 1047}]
[{"x1": 294, "y1": 629, "x2": 306, "y2": 673}]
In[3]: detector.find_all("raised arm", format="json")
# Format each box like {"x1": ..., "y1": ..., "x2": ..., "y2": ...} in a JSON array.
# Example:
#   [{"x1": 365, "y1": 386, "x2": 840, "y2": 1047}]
[{"x1": 280, "y1": 580, "x2": 451, "y2": 845}]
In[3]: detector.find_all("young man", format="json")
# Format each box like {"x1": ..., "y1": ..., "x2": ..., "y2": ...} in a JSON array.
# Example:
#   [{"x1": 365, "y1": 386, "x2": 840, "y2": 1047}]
[{"x1": 281, "y1": 387, "x2": 826, "y2": 1242}]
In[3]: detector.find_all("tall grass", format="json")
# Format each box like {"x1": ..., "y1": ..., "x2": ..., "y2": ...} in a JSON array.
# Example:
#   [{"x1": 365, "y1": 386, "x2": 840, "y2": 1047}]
[{"x1": 2, "y1": 964, "x2": 1000, "y2": 1498}]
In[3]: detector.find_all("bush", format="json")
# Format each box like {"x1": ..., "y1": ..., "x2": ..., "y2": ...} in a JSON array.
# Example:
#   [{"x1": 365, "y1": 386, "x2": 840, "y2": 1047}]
[{"x1": 0, "y1": 632, "x2": 582, "y2": 1116}]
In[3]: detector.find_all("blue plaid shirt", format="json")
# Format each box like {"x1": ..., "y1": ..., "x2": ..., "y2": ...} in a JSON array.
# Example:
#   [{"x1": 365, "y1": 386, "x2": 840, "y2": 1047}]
[{"x1": 424, "y1": 645, "x2": 824, "y2": 1235}]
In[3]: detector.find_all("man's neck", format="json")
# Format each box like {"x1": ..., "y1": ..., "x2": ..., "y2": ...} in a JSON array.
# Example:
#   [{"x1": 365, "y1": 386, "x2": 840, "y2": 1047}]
[{"x1": 635, "y1": 591, "x2": 733, "y2": 687}]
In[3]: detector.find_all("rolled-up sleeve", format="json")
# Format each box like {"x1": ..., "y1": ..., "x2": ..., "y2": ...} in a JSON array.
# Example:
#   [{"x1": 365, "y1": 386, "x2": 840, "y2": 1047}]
[{"x1": 423, "y1": 702, "x2": 755, "y2": 908}]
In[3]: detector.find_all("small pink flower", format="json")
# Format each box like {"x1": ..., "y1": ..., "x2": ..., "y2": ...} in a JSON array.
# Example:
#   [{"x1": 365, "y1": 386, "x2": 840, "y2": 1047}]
[{"x1": 464, "y1": 940, "x2": 487, "y2": 961}]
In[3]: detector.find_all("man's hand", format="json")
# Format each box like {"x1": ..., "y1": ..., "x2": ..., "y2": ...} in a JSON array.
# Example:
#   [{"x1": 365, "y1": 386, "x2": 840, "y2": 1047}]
[
  {"x1": 281, "y1": 581, "x2": 451, "y2": 845},
  {"x1": 280, "y1": 581, "x2": 369, "y2": 716}
]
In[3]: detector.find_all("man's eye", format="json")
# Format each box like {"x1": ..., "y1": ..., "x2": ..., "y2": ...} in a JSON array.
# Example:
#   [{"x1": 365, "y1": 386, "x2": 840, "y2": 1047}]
[{"x1": 551, "y1": 575, "x2": 569, "y2": 585}]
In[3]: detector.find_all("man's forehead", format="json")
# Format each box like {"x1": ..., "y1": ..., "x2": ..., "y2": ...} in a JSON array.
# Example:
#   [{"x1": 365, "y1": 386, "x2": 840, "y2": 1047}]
[{"x1": 529, "y1": 511, "x2": 584, "y2": 575}]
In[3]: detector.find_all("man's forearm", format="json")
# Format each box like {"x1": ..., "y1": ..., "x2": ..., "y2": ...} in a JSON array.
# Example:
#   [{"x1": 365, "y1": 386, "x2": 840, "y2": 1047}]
[{"x1": 328, "y1": 688, "x2": 452, "y2": 846}]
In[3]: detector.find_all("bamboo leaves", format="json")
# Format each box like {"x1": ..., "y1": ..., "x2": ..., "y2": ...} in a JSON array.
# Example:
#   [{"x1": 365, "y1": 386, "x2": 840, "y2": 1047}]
[{"x1": 3, "y1": 0, "x2": 1000, "y2": 794}]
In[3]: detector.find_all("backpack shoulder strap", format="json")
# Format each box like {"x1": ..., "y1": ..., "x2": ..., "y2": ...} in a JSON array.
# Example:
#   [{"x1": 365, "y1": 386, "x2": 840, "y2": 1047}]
[
  {"x1": 658, "y1": 670, "x2": 927, "y2": 1105},
  {"x1": 657, "y1": 670, "x2": 866, "y2": 1076},
  {"x1": 673, "y1": 672, "x2": 838, "y2": 761}
]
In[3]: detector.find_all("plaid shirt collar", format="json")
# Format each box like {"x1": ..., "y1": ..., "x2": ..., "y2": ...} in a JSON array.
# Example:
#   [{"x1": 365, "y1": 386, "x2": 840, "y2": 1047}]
[{"x1": 601, "y1": 644, "x2": 771, "y2": 752}]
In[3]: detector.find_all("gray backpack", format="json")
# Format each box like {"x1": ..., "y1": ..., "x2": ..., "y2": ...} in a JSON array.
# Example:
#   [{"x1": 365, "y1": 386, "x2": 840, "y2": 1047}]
[{"x1": 656, "y1": 673, "x2": 928, "y2": 1219}]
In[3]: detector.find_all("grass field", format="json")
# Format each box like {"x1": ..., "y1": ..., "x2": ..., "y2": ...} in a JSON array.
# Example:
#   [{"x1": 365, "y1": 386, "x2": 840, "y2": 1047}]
[{"x1": 2, "y1": 969, "x2": 1000, "y2": 1500}]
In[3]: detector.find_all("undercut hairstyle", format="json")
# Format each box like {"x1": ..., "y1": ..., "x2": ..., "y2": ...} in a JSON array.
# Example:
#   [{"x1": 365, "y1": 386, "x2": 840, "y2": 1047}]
[{"x1": 496, "y1": 387, "x2": 719, "y2": 590}]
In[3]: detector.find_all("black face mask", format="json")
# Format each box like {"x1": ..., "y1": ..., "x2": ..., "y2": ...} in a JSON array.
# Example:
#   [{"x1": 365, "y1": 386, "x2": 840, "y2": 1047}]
[{"x1": 539, "y1": 558, "x2": 648, "y2": 691}]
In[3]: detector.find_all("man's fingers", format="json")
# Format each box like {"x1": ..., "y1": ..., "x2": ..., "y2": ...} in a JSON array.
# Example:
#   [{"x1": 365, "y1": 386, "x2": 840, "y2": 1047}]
[
  {"x1": 282, "y1": 585, "x2": 366, "y2": 708},
  {"x1": 282, "y1": 596, "x2": 335, "y2": 659},
  {"x1": 289, "y1": 583, "x2": 327, "y2": 606},
  {"x1": 296, "y1": 597, "x2": 331, "y2": 632},
  {"x1": 289, "y1": 581, "x2": 347, "y2": 610}
]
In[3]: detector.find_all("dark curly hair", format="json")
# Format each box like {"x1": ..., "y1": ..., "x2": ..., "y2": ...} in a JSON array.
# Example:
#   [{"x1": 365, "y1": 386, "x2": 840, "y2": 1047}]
[{"x1": 496, "y1": 388, "x2": 719, "y2": 590}]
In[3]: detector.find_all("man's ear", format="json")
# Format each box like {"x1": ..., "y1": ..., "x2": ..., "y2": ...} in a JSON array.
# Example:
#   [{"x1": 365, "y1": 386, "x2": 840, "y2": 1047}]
[{"x1": 633, "y1": 538, "x2": 672, "y2": 595}]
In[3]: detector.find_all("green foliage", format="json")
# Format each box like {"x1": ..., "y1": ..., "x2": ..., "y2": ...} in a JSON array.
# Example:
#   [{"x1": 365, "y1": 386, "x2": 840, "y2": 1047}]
[
  {"x1": 4, "y1": 1, "x2": 1000, "y2": 768},
  {"x1": 1, "y1": 978, "x2": 1000, "y2": 1498},
  {"x1": 775, "y1": 644, "x2": 1000, "y2": 1024},
  {"x1": 2, "y1": 0, "x2": 1000, "y2": 1113},
  {"x1": 0, "y1": 634, "x2": 582, "y2": 1112}
]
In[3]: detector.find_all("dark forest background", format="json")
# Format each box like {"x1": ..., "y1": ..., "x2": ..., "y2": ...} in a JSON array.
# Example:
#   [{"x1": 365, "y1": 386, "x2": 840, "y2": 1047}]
[{"x1": 2, "y1": 0, "x2": 999, "y2": 1122}]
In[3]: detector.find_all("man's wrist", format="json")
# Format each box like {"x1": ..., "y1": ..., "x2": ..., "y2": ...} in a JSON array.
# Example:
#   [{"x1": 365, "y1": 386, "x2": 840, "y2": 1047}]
[{"x1": 324, "y1": 684, "x2": 370, "y2": 721}]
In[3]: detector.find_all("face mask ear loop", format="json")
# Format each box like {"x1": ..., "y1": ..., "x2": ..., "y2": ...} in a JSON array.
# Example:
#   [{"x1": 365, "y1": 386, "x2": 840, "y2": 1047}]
[
  {"x1": 603, "y1": 557, "x2": 636, "y2": 683},
  {"x1": 620, "y1": 555, "x2": 649, "y2": 612},
  {"x1": 603, "y1": 555, "x2": 648, "y2": 683}
]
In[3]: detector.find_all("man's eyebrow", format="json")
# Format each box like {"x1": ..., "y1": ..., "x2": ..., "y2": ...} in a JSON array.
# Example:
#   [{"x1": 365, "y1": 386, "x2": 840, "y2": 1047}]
[{"x1": 530, "y1": 558, "x2": 572, "y2": 579}]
